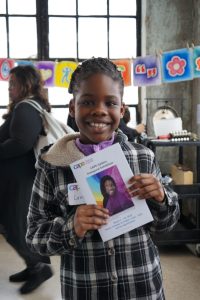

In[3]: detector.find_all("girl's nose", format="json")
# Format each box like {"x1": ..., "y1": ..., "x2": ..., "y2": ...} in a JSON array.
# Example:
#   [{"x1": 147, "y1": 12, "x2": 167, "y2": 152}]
[{"x1": 91, "y1": 103, "x2": 107, "y2": 115}]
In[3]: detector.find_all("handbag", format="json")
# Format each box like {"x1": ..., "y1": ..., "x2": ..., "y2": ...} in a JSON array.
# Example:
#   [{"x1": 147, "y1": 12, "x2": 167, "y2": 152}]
[{"x1": 20, "y1": 99, "x2": 74, "y2": 158}]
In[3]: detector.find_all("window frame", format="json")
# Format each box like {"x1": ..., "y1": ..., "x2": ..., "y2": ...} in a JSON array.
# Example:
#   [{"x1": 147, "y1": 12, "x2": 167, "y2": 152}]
[
  {"x1": 0, "y1": 0, "x2": 141, "y2": 124},
  {"x1": 1, "y1": 0, "x2": 141, "y2": 60}
]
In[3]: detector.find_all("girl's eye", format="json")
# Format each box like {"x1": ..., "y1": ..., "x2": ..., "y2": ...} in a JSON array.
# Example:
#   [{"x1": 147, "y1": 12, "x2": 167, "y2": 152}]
[
  {"x1": 81, "y1": 99, "x2": 94, "y2": 106},
  {"x1": 106, "y1": 101, "x2": 118, "y2": 107}
]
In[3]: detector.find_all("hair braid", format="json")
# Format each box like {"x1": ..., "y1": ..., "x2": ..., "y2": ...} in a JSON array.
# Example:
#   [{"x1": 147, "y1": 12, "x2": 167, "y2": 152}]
[{"x1": 68, "y1": 57, "x2": 124, "y2": 97}]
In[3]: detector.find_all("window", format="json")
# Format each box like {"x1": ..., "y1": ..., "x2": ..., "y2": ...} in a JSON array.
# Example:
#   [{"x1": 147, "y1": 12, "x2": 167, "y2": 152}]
[
  {"x1": 0, "y1": 0, "x2": 141, "y2": 125},
  {"x1": 47, "y1": 0, "x2": 137, "y2": 60}
]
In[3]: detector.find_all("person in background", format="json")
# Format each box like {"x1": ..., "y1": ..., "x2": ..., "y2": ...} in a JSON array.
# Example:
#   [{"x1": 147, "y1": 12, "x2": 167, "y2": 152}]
[
  {"x1": 26, "y1": 57, "x2": 179, "y2": 300},
  {"x1": 67, "y1": 113, "x2": 79, "y2": 131},
  {"x1": 0, "y1": 65, "x2": 53, "y2": 294},
  {"x1": 119, "y1": 104, "x2": 145, "y2": 142}
]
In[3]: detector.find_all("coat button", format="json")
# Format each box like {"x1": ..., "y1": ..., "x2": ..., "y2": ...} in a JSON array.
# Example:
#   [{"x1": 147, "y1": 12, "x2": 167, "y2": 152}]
[
  {"x1": 111, "y1": 273, "x2": 117, "y2": 281},
  {"x1": 108, "y1": 247, "x2": 115, "y2": 255},
  {"x1": 69, "y1": 238, "x2": 75, "y2": 246}
]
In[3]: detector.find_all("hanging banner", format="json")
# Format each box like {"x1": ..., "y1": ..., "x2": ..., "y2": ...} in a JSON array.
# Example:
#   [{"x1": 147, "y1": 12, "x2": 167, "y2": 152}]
[
  {"x1": 1, "y1": 44, "x2": 200, "y2": 87},
  {"x1": 0, "y1": 59, "x2": 15, "y2": 81},
  {"x1": 161, "y1": 48, "x2": 193, "y2": 83},
  {"x1": 112, "y1": 59, "x2": 132, "y2": 86},
  {"x1": 54, "y1": 61, "x2": 78, "y2": 88},
  {"x1": 36, "y1": 61, "x2": 55, "y2": 87},
  {"x1": 192, "y1": 46, "x2": 200, "y2": 78},
  {"x1": 133, "y1": 55, "x2": 162, "y2": 86},
  {"x1": 16, "y1": 60, "x2": 35, "y2": 66}
]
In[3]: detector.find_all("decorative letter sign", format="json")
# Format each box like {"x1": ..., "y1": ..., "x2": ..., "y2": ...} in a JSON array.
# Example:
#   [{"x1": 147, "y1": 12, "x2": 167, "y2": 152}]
[{"x1": 133, "y1": 55, "x2": 161, "y2": 86}]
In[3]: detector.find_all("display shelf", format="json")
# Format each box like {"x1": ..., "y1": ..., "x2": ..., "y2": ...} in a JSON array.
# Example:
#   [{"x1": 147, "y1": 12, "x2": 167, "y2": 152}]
[
  {"x1": 145, "y1": 139, "x2": 200, "y2": 246},
  {"x1": 173, "y1": 184, "x2": 200, "y2": 197},
  {"x1": 152, "y1": 223, "x2": 200, "y2": 246}
]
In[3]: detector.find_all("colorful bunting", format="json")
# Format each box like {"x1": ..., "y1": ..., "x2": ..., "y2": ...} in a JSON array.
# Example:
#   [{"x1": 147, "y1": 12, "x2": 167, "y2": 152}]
[
  {"x1": 133, "y1": 55, "x2": 162, "y2": 86},
  {"x1": 16, "y1": 60, "x2": 35, "y2": 66},
  {"x1": 0, "y1": 59, "x2": 15, "y2": 81},
  {"x1": 1, "y1": 45, "x2": 200, "y2": 87},
  {"x1": 54, "y1": 61, "x2": 78, "y2": 88},
  {"x1": 161, "y1": 48, "x2": 193, "y2": 83},
  {"x1": 112, "y1": 59, "x2": 132, "y2": 86},
  {"x1": 192, "y1": 46, "x2": 200, "y2": 78},
  {"x1": 36, "y1": 61, "x2": 55, "y2": 87}
]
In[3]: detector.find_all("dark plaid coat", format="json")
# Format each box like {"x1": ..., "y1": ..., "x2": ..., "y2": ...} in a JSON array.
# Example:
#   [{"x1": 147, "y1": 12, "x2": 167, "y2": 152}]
[{"x1": 26, "y1": 131, "x2": 180, "y2": 300}]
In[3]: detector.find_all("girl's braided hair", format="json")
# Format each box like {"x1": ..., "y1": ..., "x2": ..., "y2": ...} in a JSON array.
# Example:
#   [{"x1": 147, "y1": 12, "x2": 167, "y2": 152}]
[{"x1": 68, "y1": 57, "x2": 124, "y2": 97}]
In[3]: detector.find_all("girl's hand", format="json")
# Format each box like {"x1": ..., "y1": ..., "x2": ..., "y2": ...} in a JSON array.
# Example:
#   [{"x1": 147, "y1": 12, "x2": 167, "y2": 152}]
[
  {"x1": 74, "y1": 205, "x2": 109, "y2": 238},
  {"x1": 127, "y1": 173, "x2": 165, "y2": 203}
]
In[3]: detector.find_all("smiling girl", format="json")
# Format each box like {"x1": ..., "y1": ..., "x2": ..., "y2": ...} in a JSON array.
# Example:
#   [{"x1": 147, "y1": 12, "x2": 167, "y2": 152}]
[{"x1": 26, "y1": 57, "x2": 179, "y2": 300}]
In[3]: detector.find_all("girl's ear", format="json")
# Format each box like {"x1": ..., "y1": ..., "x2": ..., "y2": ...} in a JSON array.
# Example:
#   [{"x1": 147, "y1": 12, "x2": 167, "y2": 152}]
[
  {"x1": 120, "y1": 102, "x2": 125, "y2": 118},
  {"x1": 69, "y1": 99, "x2": 75, "y2": 117}
]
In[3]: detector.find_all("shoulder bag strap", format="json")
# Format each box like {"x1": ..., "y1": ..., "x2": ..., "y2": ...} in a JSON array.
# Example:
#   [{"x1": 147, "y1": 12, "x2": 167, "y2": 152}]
[{"x1": 19, "y1": 99, "x2": 44, "y2": 115}]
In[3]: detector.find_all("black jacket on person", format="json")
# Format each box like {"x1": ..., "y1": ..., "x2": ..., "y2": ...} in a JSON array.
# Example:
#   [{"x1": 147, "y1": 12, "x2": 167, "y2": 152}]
[
  {"x1": 0, "y1": 100, "x2": 50, "y2": 265},
  {"x1": 118, "y1": 118, "x2": 139, "y2": 142},
  {"x1": 67, "y1": 114, "x2": 79, "y2": 132}
]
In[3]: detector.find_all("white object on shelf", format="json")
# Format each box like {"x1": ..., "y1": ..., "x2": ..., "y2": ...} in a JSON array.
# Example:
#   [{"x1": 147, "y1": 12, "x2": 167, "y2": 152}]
[{"x1": 153, "y1": 117, "x2": 182, "y2": 137}]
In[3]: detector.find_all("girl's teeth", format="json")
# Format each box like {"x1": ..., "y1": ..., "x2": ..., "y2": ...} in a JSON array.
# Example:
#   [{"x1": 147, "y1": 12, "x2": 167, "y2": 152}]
[{"x1": 91, "y1": 123, "x2": 106, "y2": 128}]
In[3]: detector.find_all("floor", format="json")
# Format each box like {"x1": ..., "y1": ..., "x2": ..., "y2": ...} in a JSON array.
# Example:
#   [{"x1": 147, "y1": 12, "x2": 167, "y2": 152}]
[
  {"x1": 0, "y1": 234, "x2": 61, "y2": 300},
  {"x1": 159, "y1": 245, "x2": 200, "y2": 300},
  {"x1": 0, "y1": 234, "x2": 200, "y2": 300}
]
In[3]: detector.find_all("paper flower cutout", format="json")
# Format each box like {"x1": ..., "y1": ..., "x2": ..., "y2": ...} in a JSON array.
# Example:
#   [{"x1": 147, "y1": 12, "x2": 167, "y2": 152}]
[{"x1": 166, "y1": 56, "x2": 186, "y2": 76}]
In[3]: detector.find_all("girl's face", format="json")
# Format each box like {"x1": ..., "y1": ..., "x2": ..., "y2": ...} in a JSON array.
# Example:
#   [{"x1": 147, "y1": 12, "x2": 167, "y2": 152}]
[
  {"x1": 8, "y1": 74, "x2": 21, "y2": 102},
  {"x1": 69, "y1": 73, "x2": 124, "y2": 144},
  {"x1": 104, "y1": 179, "x2": 116, "y2": 196}
]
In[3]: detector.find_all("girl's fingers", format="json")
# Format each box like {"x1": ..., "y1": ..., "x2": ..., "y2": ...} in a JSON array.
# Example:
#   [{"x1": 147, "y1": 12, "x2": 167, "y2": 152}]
[
  {"x1": 130, "y1": 186, "x2": 164, "y2": 199},
  {"x1": 77, "y1": 204, "x2": 109, "y2": 218},
  {"x1": 74, "y1": 204, "x2": 110, "y2": 237},
  {"x1": 128, "y1": 174, "x2": 164, "y2": 202},
  {"x1": 81, "y1": 216, "x2": 109, "y2": 227}
]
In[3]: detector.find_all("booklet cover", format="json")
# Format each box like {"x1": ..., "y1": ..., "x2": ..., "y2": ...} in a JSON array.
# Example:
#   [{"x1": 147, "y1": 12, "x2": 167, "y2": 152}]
[{"x1": 70, "y1": 143, "x2": 153, "y2": 242}]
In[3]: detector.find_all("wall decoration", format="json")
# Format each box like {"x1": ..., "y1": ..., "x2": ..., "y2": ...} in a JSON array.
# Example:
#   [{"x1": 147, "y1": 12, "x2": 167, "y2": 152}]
[
  {"x1": 161, "y1": 48, "x2": 193, "y2": 83},
  {"x1": 54, "y1": 61, "x2": 78, "y2": 88},
  {"x1": 16, "y1": 60, "x2": 34, "y2": 66},
  {"x1": 112, "y1": 59, "x2": 131, "y2": 86},
  {"x1": 36, "y1": 61, "x2": 55, "y2": 87},
  {"x1": 1, "y1": 44, "x2": 200, "y2": 87},
  {"x1": 0, "y1": 59, "x2": 15, "y2": 81},
  {"x1": 133, "y1": 55, "x2": 162, "y2": 86},
  {"x1": 192, "y1": 46, "x2": 200, "y2": 78}
]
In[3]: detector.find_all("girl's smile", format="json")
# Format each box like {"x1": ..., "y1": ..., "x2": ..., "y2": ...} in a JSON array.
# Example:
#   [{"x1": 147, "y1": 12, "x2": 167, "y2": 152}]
[{"x1": 105, "y1": 180, "x2": 116, "y2": 196}]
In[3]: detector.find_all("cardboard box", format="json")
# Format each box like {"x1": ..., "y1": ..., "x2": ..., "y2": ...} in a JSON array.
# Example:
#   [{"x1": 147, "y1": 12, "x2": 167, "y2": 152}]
[{"x1": 170, "y1": 164, "x2": 193, "y2": 185}]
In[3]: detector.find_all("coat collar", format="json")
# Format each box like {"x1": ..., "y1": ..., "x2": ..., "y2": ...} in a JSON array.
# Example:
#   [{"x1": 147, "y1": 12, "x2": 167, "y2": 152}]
[{"x1": 40, "y1": 130, "x2": 128, "y2": 167}]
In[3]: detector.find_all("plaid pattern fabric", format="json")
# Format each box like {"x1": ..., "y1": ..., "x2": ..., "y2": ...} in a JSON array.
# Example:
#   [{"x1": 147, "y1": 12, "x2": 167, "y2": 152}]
[{"x1": 26, "y1": 132, "x2": 179, "y2": 300}]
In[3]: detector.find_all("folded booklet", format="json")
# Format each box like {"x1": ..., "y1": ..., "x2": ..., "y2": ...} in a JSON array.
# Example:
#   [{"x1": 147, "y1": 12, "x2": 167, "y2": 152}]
[{"x1": 70, "y1": 143, "x2": 153, "y2": 242}]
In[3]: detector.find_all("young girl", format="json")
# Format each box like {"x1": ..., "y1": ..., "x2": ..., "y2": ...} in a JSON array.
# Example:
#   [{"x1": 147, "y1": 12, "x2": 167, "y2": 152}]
[{"x1": 26, "y1": 57, "x2": 180, "y2": 300}]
